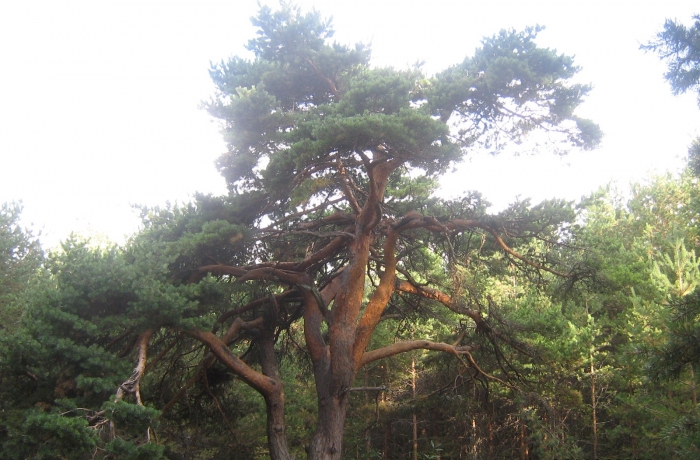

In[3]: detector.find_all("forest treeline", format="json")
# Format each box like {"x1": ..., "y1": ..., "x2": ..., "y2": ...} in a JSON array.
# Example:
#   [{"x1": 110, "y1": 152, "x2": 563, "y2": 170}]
[{"x1": 1, "y1": 5, "x2": 700, "y2": 460}]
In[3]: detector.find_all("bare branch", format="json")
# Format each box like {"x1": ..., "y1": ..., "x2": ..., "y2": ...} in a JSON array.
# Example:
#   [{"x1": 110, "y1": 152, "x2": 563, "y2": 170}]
[
  {"x1": 160, "y1": 317, "x2": 264, "y2": 417},
  {"x1": 353, "y1": 230, "x2": 398, "y2": 369},
  {"x1": 394, "y1": 280, "x2": 487, "y2": 331},
  {"x1": 447, "y1": 219, "x2": 570, "y2": 278},
  {"x1": 114, "y1": 330, "x2": 153, "y2": 405},
  {"x1": 336, "y1": 157, "x2": 361, "y2": 214},
  {"x1": 185, "y1": 328, "x2": 278, "y2": 397},
  {"x1": 360, "y1": 340, "x2": 477, "y2": 366}
]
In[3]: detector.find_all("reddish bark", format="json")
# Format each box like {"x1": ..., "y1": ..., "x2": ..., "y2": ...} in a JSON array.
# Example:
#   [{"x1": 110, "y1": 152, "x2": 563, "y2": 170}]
[{"x1": 183, "y1": 157, "x2": 563, "y2": 459}]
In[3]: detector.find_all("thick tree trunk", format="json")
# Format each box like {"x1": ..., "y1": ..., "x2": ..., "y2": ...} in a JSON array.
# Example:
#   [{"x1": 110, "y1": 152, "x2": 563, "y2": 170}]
[
  {"x1": 304, "y1": 160, "x2": 400, "y2": 459},
  {"x1": 266, "y1": 392, "x2": 293, "y2": 460},
  {"x1": 260, "y1": 315, "x2": 293, "y2": 460},
  {"x1": 308, "y1": 394, "x2": 349, "y2": 460}
]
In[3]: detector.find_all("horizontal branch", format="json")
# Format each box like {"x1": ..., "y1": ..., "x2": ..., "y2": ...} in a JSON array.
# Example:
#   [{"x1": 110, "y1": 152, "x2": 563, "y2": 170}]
[
  {"x1": 294, "y1": 235, "x2": 349, "y2": 272},
  {"x1": 360, "y1": 340, "x2": 477, "y2": 366},
  {"x1": 394, "y1": 280, "x2": 486, "y2": 330},
  {"x1": 447, "y1": 219, "x2": 570, "y2": 278},
  {"x1": 190, "y1": 264, "x2": 310, "y2": 287},
  {"x1": 259, "y1": 197, "x2": 345, "y2": 231},
  {"x1": 215, "y1": 291, "x2": 295, "y2": 329},
  {"x1": 342, "y1": 386, "x2": 388, "y2": 395},
  {"x1": 390, "y1": 214, "x2": 570, "y2": 278},
  {"x1": 395, "y1": 280, "x2": 533, "y2": 357}
]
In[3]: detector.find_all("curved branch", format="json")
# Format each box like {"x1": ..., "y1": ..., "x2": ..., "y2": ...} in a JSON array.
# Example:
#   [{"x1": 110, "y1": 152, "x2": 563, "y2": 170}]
[
  {"x1": 394, "y1": 280, "x2": 533, "y2": 358},
  {"x1": 294, "y1": 235, "x2": 349, "y2": 272},
  {"x1": 191, "y1": 264, "x2": 310, "y2": 287},
  {"x1": 160, "y1": 317, "x2": 264, "y2": 417},
  {"x1": 260, "y1": 197, "x2": 344, "y2": 231},
  {"x1": 336, "y1": 158, "x2": 361, "y2": 214},
  {"x1": 215, "y1": 291, "x2": 294, "y2": 331},
  {"x1": 353, "y1": 230, "x2": 398, "y2": 368},
  {"x1": 390, "y1": 215, "x2": 571, "y2": 278},
  {"x1": 448, "y1": 219, "x2": 570, "y2": 278},
  {"x1": 305, "y1": 57, "x2": 340, "y2": 99},
  {"x1": 302, "y1": 288, "x2": 328, "y2": 365},
  {"x1": 185, "y1": 328, "x2": 278, "y2": 397},
  {"x1": 394, "y1": 280, "x2": 487, "y2": 332},
  {"x1": 115, "y1": 330, "x2": 153, "y2": 405},
  {"x1": 358, "y1": 158, "x2": 402, "y2": 232},
  {"x1": 360, "y1": 340, "x2": 477, "y2": 366}
]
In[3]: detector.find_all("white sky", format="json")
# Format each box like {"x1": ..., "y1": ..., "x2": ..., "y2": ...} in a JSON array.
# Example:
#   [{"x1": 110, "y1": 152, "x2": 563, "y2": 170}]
[{"x1": 1, "y1": 0, "x2": 699, "y2": 248}]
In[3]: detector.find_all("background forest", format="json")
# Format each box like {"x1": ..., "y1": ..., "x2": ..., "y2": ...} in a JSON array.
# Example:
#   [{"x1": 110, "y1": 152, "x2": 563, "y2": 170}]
[{"x1": 2, "y1": 5, "x2": 700, "y2": 460}]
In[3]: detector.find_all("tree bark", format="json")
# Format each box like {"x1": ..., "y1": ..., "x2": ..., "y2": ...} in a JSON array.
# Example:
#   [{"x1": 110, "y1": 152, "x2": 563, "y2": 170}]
[
  {"x1": 261, "y1": 296, "x2": 293, "y2": 460},
  {"x1": 265, "y1": 391, "x2": 292, "y2": 460},
  {"x1": 519, "y1": 418, "x2": 529, "y2": 460},
  {"x1": 591, "y1": 357, "x2": 597, "y2": 460},
  {"x1": 187, "y1": 328, "x2": 293, "y2": 460},
  {"x1": 308, "y1": 395, "x2": 349, "y2": 460},
  {"x1": 412, "y1": 357, "x2": 418, "y2": 460}
]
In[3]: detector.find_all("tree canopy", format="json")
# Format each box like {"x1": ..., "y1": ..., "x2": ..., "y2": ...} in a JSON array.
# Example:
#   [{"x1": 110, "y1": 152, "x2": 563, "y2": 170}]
[
  {"x1": 643, "y1": 15, "x2": 700, "y2": 101},
  {"x1": 643, "y1": 14, "x2": 700, "y2": 175},
  {"x1": 0, "y1": 202, "x2": 42, "y2": 328},
  {"x1": 7, "y1": 7, "x2": 700, "y2": 460},
  {"x1": 0, "y1": 4, "x2": 620, "y2": 460},
  {"x1": 190, "y1": 5, "x2": 600, "y2": 457}
]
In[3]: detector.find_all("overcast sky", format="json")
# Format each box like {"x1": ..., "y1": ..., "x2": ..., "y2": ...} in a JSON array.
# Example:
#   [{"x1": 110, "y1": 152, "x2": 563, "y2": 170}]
[{"x1": 1, "y1": 1, "x2": 699, "y2": 247}]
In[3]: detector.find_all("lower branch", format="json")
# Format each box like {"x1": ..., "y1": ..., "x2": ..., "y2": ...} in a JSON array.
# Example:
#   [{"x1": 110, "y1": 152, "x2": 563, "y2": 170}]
[
  {"x1": 109, "y1": 330, "x2": 154, "y2": 442},
  {"x1": 115, "y1": 330, "x2": 153, "y2": 405},
  {"x1": 185, "y1": 328, "x2": 278, "y2": 397},
  {"x1": 360, "y1": 340, "x2": 477, "y2": 366},
  {"x1": 160, "y1": 317, "x2": 264, "y2": 416},
  {"x1": 394, "y1": 280, "x2": 488, "y2": 331}
]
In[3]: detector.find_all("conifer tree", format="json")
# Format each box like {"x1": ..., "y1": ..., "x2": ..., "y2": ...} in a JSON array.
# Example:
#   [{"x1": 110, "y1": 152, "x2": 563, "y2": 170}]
[{"x1": 1, "y1": 4, "x2": 600, "y2": 459}]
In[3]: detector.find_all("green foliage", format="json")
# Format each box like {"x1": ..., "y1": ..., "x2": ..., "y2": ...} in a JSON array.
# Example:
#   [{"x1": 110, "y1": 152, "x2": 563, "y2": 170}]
[
  {"x1": 104, "y1": 437, "x2": 164, "y2": 460},
  {"x1": 0, "y1": 202, "x2": 42, "y2": 328},
  {"x1": 643, "y1": 14, "x2": 700, "y2": 102},
  {"x1": 0, "y1": 238, "x2": 181, "y2": 457},
  {"x1": 205, "y1": 3, "x2": 598, "y2": 208},
  {"x1": 102, "y1": 401, "x2": 160, "y2": 436},
  {"x1": 1, "y1": 410, "x2": 97, "y2": 460},
  {"x1": 644, "y1": 14, "x2": 700, "y2": 180},
  {"x1": 0, "y1": 4, "x2": 607, "y2": 459}
]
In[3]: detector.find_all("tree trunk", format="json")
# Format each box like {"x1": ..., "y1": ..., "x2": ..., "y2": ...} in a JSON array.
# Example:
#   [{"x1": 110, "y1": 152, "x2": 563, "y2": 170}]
[
  {"x1": 265, "y1": 392, "x2": 293, "y2": 460},
  {"x1": 260, "y1": 314, "x2": 293, "y2": 460},
  {"x1": 382, "y1": 417, "x2": 392, "y2": 460},
  {"x1": 519, "y1": 419, "x2": 529, "y2": 460},
  {"x1": 689, "y1": 365, "x2": 697, "y2": 407},
  {"x1": 411, "y1": 356, "x2": 418, "y2": 460},
  {"x1": 308, "y1": 394, "x2": 349, "y2": 460},
  {"x1": 591, "y1": 357, "x2": 597, "y2": 460}
]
